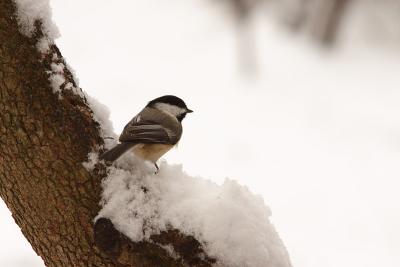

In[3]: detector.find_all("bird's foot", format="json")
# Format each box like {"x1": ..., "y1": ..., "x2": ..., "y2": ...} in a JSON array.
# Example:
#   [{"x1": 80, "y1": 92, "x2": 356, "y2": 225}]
[{"x1": 154, "y1": 163, "x2": 159, "y2": 174}]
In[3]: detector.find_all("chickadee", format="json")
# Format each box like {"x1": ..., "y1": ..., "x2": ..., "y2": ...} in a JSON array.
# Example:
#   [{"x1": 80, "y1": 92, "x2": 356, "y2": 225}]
[{"x1": 100, "y1": 95, "x2": 193, "y2": 171}]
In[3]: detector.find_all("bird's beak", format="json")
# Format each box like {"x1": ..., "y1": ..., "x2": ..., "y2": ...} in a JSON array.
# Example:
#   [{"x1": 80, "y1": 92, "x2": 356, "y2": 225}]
[{"x1": 186, "y1": 108, "x2": 193, "y2": 113}]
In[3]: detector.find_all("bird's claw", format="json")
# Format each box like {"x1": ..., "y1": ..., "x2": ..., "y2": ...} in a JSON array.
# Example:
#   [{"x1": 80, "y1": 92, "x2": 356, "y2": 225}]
[{"x1": 154, "y1": 163, "x2": 159, "y2": 174}]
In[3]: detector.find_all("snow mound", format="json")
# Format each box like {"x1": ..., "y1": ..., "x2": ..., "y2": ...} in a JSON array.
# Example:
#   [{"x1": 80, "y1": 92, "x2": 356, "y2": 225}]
[
  {"x1": 97, "y1": 153, "x2": 292, "y2": 267},
  {"x1": 13, "y1": 1, "x2": 81, "y2": 97},
  {"x1": 13, "y1": 0, "x2": 59, "y2": 38},
  {"x1": 85, "y1": 94, "x2": 116, "y2": 142},
  {"x1": 13, "y1": 0, "x2": 59, "y2": 52}
]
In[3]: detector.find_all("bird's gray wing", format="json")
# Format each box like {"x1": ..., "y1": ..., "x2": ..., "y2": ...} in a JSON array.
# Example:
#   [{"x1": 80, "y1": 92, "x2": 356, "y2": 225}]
[
  {"x1": 119, "y1": 107, "x2": 181, "y2": 144},
  {"x1": 119, "y1": 124, "x2": 172, "y2": 144}
]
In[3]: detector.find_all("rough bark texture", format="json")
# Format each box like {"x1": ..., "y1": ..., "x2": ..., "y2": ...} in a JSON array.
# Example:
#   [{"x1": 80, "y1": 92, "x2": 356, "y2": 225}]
[{"x1": 0, "y1": 1, "x2": 213, "y2": 266}]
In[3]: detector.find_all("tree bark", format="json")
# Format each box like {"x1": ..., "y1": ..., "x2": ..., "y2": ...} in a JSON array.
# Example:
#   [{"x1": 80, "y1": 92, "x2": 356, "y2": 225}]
[
  {"x1": 274, "y1": 0, "x2": 352, "y2": 45},
  {"x1": 0, "y1": 1, "x2": 213, "y2": 266},
  {"x1": 311, "y1": 0, "x2": 351, "y2": 44}
]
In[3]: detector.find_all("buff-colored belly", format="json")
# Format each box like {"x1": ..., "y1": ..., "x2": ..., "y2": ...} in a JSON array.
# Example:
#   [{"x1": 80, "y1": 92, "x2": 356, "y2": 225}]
[{"x1": 132, "y1": 143, "x2": 173, "y2": 163}]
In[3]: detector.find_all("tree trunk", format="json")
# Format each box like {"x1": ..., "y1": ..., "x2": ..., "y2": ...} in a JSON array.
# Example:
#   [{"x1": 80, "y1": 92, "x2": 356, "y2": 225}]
[
  {"x1": 311, "y1": 0, "x2": 351, "y2": 44},
  {"x1": 279, "y1": 0, "x2": 352, "y2": 45},
  {"x1": 0, "y1": 1, "x2": 213, "y2": 266}
]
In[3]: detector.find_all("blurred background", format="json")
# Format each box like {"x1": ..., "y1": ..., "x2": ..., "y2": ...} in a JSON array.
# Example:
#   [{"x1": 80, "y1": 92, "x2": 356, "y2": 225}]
[{"x1": 1, "y1": 0, "x2": 400, "y2": 266}]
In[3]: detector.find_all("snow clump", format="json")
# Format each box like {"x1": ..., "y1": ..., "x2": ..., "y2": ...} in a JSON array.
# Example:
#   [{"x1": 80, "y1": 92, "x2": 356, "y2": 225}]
[
  {"x1": 13, "y1": 0, "x2": 60, "y2": 52},
  {"x1": 13, "y1": 0, "x2": 59, "y2": 38},
  {"x1": 96, "y1": 153, "x2": 292, "y2": 267}
]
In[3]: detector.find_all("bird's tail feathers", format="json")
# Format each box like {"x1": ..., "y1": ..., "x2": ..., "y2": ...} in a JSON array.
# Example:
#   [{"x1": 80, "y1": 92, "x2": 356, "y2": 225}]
[{"x1": 100, "y1": 142, "x2": 136, "y2": 162}]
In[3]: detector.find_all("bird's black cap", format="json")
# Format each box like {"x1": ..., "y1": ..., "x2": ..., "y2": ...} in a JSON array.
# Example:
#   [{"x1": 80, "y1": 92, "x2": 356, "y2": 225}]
[{"x1": 147, "y1": 95, "x2": 192, "y2": 112}]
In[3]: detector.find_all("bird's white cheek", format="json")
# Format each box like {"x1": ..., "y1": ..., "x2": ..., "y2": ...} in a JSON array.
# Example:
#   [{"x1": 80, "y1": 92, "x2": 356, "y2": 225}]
[{"x1": 154, "y1": 103, "x2": 186, "y2": 117}]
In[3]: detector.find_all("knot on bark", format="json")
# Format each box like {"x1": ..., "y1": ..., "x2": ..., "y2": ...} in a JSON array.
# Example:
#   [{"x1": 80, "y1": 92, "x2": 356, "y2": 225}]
[{"x1": 94, "y1": 218, "x2": 122, "y2": 257}]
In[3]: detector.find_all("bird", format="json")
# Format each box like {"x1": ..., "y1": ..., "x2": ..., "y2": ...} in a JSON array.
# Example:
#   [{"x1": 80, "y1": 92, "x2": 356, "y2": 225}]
[{"x1": 100, "y1": 95, "x2": 193, "y2": 172}]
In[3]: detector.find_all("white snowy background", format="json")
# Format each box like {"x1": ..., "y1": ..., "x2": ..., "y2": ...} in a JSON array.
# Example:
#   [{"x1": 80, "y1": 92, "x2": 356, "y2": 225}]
[{"x1": 1, "y1": 0, "x2": 400, "y2": 266}]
